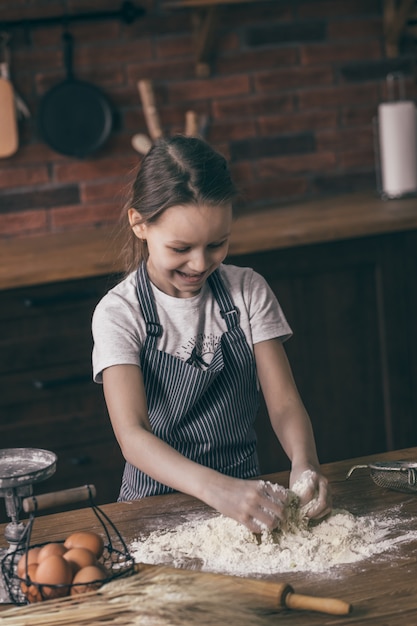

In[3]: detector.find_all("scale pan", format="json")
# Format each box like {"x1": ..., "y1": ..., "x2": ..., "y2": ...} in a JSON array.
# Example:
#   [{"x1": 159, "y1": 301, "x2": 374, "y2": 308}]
[{"x1": 0, "y1": 448, "x2": 57, "y2": 488}]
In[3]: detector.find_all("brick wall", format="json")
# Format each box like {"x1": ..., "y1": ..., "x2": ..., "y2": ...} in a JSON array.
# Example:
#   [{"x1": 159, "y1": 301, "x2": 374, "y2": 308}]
[{"x1": 0, "y1": 0, "x2": 415, "y2": 239}]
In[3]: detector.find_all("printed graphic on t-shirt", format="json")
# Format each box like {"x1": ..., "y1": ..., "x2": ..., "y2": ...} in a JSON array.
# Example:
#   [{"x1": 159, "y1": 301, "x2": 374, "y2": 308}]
[{"x1": 176, "y1": 333, "x2": 221, "y2": 370}]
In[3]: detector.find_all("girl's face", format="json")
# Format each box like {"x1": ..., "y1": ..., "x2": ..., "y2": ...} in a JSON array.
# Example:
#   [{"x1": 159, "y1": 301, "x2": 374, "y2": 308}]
[{"x1": 129, "y1": 203, "x2": 233, "y2": 298}]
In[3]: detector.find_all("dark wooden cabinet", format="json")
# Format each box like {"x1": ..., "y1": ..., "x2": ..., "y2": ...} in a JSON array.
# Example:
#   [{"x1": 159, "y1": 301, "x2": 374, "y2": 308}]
[
  {"x1": 0, "y1": 274, "x2": 125, "y2": 523},
  {"x1": 229, "y1": 230, "x2": 417, "y2": 473},
  {"x1": 1, "y1": 228, "x2": 416, "y2": 523}
]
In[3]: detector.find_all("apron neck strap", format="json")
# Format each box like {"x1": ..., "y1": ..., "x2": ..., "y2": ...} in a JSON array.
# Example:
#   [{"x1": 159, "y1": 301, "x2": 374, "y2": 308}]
[
  {"x1": 136, "y1": 263, "x2": 163, "y2": 346},
  {"x1": 208, "y1": 269, "x2": 240, "y2": 331}
]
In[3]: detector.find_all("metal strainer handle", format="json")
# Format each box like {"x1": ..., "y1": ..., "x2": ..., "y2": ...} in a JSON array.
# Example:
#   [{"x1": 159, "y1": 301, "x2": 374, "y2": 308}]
[
  {"x1": 346, "y1": 461, "x2": 417, "y2": 492},
  {"x1": 346, "y1": 465, "x2": 368, "y2": 479}
]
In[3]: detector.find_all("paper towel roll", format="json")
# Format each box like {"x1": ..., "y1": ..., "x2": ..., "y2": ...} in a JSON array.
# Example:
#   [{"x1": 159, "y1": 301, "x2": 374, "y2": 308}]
[{"x1": 378, "y1": 100, "x2": 417, "y2": 198}]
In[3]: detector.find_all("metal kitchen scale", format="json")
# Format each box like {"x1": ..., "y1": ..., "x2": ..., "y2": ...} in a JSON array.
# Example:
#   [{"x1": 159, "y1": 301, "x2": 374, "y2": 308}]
[{"x1": 0, "y1": 447, "x2": 57, "y2": 603}]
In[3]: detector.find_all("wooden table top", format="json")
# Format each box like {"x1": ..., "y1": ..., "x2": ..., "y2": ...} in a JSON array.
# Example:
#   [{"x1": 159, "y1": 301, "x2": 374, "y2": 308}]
[
  {"x1": 1, "y1": 446, "x2": 417, "y2": 623},
  {"x1": 1, "y1": 191, "x2": 417, "y2": 290}
]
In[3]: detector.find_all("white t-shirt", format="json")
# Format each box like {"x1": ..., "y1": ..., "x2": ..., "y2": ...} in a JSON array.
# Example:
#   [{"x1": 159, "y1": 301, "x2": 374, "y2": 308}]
[{"x1": 92, "y1": 263, "x2": 292, "y2": 383}]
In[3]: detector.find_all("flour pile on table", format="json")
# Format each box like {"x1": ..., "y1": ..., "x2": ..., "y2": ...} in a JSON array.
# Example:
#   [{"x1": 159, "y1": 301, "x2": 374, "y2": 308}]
[
  {"x1": 130, "y1": 478, "x2": 417, "y2": 576},
  {"x1": 130, "y1": 508, "x2": 416, "y2": 576}
]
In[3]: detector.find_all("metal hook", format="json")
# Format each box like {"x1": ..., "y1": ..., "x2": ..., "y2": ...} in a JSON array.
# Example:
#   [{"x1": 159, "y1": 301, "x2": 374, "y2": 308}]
[{"x1": 386, "y1": 72, "x2": 406, "y2": 101}]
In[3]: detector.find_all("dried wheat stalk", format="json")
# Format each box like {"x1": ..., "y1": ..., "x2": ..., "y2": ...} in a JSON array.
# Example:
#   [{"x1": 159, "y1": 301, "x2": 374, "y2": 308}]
[{"x1": 0, "y1": 567, "x2": 278, "y2": 626}]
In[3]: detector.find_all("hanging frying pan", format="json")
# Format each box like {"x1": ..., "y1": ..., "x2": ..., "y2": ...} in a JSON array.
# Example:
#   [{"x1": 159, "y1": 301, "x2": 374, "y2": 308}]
[{"x1": 38, "y1": 32, "x2": 113, "y2": 158}]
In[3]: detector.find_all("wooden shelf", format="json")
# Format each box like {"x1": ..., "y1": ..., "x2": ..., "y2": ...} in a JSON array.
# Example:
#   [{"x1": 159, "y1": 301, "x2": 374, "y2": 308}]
[{"x1": 2, "y1": 192, "x2": 417, "y2": 290}]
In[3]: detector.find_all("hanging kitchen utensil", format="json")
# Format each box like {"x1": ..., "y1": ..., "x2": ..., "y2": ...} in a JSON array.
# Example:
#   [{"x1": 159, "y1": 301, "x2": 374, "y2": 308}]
[
  {"x1": 131, "y1": 132, "x2": 153, "y2": 155},
  {"x1": 137, "y1": 79, "x2": 163, "y2": 141},
  {"x1": 0, "y1": 32, "x2": 18, "y2": 158},
  {"x1": 0, "y1": 32, "x2": 31, "y2": 124},
  {"x1": 131, "y1": 80, "x2": 162, "y2": 155},
  {"x1": 346, "y1": 460, "x2": 417, "y2": 493},
  {"x1": 38, "y1": 31, "x2": 113, "y2": 158},
  {"x1": 184, "y1": 110, "x2": 199, "y2": 136}
]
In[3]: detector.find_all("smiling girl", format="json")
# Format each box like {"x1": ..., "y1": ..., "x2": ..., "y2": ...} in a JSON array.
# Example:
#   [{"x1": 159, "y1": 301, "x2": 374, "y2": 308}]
[{"x1": 92, "y1": 136, "x2": 331, "y2": 532}]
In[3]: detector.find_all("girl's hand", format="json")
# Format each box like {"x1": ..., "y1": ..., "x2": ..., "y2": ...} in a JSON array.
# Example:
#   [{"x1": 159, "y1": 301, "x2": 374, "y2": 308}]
[
  {"x1": 289, "y1": 466, "x2": 332, "y2": 520},
  {"x1": 204, "y1": 476, "x2": 290, "y2": 533}
]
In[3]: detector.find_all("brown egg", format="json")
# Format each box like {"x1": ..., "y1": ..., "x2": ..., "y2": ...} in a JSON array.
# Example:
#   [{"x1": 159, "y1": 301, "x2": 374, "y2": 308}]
[
  {"x1": 70, "y1": 565, "x2": 107, "y2": 595},
  {"x1": 34, "y1": 554, "x2": 72, "y2": 599},
  {"x1": 38, "y1": 542, "x2": 67, "y2": 562},
  {"x1": 17, "y1": 547, "x2": 41, "y2": 578},
  {"x1": 27, "y1": 585, "x2": 43, "y2": 604},
  {"x1": 64, "y1": 532, "x2": 104, "y2": 559},
  {"x1": 63, "y1": 547, "x2": 97, "y2": 574},
  {"x1": 20, "y1": 563, "x2": 42, "y2": 603}
]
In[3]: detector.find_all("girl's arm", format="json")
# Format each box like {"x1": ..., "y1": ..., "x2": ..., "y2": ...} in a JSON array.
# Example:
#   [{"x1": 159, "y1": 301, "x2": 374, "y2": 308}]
[
  {"x1": 254, "y1": 338, "x2": 332, "y2": 519},
  {"x1": 102, "y1": 363, "x2": 288, "y2": 531}
]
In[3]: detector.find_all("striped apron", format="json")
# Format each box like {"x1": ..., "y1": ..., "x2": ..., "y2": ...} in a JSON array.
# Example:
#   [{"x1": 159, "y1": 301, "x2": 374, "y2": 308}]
[{"x1": 119, "y1": 262, "x2": 260, "y2": 500}]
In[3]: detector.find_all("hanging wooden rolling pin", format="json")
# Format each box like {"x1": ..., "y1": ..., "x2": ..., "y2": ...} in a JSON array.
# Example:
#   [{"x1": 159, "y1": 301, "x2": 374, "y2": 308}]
[
  {"x1": 137, "y1": 79, "x2": 163, "y2": 141},
  {"x1": 185, "y1": 110, "x2": 199, "y2": 136},
  {"x1": 131, "y1": 79, "x2": 163, "y2": 154}
]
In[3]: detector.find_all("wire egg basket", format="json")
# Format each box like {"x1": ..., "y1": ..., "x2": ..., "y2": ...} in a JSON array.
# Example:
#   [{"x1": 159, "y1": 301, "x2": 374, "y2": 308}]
[{"x1": 1, "y1": 490, "x2": 135, "y2": 605}]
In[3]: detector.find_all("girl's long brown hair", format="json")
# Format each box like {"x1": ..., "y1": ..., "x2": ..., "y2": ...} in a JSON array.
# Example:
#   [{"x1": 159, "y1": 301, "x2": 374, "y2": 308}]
[{"x1": 120, "y1": 136, "x2": 238, "y2": 274}]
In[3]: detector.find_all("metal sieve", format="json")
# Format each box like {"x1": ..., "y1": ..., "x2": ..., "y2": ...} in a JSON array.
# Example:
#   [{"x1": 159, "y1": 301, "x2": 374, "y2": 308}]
[{"x1": 346, "y1": 461, "x2": 417, "y2": 493}]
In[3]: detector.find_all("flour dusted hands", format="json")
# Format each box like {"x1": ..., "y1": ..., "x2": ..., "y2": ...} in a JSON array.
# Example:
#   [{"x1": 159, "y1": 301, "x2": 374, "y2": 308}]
[
  {"x1": 204, "y1": 475, "x2": 290, "y2": 533},
  {"x1": 289, "y1": 467, "x2": 332, "y2": 520}
]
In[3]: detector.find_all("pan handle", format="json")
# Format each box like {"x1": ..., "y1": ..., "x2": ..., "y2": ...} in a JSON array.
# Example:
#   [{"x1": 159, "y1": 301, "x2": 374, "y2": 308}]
[{"x1": 62, "y1": 31, "x2": 74, "y2": 80}]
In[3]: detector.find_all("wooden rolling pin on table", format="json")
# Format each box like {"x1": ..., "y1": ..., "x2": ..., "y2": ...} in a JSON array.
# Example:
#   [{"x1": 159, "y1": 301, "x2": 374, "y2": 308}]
[{"x1": 136, "y1": 563, "x2": 352, "y2": 615}]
